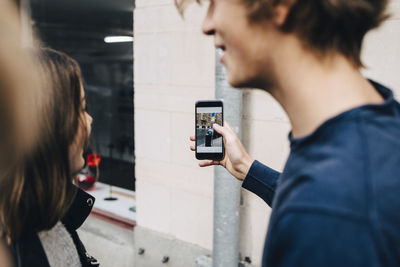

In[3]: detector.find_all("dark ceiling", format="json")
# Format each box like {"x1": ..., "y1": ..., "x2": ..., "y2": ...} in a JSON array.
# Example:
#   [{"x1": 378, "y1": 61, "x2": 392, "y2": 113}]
[
  {"x1": 31, "y1": 0, "x2": 133, "y2": 30},
  {"x1": 32, "y1": 0, "x2": 134, "y2": 12},
  {"x1": 30, "y1": 0, "x2": 134, "y2": 62}
]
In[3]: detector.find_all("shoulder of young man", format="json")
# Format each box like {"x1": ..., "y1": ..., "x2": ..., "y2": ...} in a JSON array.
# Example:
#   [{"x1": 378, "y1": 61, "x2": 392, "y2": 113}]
[{"x1": 263, "y1": 207, "x2": 382, "y2": 267}]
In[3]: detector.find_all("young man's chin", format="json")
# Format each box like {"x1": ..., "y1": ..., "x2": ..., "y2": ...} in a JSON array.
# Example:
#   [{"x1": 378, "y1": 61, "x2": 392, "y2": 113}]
[
  {"x1": 228, "y1": 73, "x2": 247, "y2": 88},
  {"x1": 228, "y1": 74, "x2": 263, "y2": 90}
]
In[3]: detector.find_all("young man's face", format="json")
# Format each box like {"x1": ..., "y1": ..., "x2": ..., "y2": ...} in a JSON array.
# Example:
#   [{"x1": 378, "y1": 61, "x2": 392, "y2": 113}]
[{"x1": 202, "y1": 0, "x2": 280, "y2": 89}]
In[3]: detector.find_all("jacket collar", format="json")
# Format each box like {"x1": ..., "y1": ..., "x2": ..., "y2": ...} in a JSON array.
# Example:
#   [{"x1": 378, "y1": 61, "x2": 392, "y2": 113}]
[{"x1": 62, "y1": 188, "x2": 95, "y2": 230}]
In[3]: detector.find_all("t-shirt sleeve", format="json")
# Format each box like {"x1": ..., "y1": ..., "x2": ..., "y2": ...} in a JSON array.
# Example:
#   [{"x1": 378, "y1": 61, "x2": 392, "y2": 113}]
[
  {"x1": 241, "y1": 160, "x2": 280, "y2": 206},
  {"x1": 265, "y1": 210, "x2": 379, "y2": 267}
]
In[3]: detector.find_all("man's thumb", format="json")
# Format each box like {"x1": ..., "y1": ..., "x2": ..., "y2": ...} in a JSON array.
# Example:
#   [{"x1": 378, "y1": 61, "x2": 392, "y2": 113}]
[{"x1": 213, "y1": 123, "x2": 225, "y2": 136}]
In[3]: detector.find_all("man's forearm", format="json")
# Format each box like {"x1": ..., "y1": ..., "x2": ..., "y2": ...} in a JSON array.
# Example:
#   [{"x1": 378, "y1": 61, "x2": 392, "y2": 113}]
[{"x1": 242, "y1": 160, "x2": 281, "y2": 207}]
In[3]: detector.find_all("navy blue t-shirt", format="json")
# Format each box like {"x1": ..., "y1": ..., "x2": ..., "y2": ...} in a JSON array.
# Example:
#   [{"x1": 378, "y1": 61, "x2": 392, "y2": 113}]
[{"x1": 242, "y1": 81, "x2": 400, "y2": 267}]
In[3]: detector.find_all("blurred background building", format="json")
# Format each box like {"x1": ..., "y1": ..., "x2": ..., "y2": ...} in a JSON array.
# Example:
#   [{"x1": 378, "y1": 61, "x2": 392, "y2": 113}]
[
  {"x1": 19, "y1": 0, "x2": 136, "y2": 266},
  {"x1": 31, "y1": 0, "x2": 135, "y2": 190},
  {"x1": 16, "y1": 0, "x2": 400, "y2": 266}
]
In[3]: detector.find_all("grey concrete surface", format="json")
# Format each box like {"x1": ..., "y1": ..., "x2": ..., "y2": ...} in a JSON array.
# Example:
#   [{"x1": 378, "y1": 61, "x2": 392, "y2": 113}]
[
  {"x1": 133, "y1": 226, "x2": 211, "y2": 267},
  {"x1": 213, "y1": 48, "x2": 242, "y2": 267},
  {"x1": 77, "y1": 216, "x2": 134, "y2": 267}
]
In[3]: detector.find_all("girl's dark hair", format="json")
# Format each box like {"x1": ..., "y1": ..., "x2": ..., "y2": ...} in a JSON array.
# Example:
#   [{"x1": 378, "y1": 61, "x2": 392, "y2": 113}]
[{"x1": 0, "y1": 48, "x2": 87, "y2": 242}]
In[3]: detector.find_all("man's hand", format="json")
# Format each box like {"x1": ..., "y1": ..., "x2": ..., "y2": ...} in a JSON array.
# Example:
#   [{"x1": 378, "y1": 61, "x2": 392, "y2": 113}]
[{"x1": 190, "y1": 122, "x2": 254, "y2": 181}]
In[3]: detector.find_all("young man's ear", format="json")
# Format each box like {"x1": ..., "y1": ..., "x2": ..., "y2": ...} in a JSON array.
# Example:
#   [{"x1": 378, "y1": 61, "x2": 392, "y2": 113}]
[{"x1": 273, "y1": 3, "x2": 291, "y2": 27}]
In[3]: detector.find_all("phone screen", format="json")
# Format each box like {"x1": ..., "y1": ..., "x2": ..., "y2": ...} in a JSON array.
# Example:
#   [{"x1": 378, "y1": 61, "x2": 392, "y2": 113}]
[{"x1": 195, "y1": 101, "x2": 224, "y2": 160}]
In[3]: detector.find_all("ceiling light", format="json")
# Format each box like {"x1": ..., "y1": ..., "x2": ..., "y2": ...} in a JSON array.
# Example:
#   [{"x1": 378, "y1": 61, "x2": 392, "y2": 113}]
[{"x1": 104, "y1": 36, "x2": 134, "y2": 43}]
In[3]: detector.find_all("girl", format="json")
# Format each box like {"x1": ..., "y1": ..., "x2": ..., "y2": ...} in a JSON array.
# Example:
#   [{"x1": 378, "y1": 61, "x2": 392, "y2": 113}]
[{"x1": 0, "y1": 48, "x2": 99, "y2": 267}]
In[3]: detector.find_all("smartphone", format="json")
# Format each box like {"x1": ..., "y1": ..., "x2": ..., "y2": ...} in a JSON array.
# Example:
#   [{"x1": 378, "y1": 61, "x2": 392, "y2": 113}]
[{"x1": 195, "y1": 100, "x2": 224, "y2": 160}]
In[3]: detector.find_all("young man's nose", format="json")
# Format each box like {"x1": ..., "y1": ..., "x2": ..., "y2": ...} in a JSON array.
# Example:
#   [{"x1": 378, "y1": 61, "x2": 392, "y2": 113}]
[{"x1": 202, "y1": 9, "x2": 215, "y2": 36}]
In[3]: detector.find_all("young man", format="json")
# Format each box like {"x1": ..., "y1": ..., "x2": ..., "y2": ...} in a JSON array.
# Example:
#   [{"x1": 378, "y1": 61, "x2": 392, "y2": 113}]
[{"x1": 181, "y1": 0, "x2": 400, "y2": 266}]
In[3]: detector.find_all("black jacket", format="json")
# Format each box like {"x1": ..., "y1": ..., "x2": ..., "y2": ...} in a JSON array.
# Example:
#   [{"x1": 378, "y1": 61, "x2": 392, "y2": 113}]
[{"x1": 10, "y1": 188, "x2": 99, "y2": 267}]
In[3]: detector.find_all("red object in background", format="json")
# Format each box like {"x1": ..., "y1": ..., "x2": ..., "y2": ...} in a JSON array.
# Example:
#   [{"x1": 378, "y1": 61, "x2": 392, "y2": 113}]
[
  {"x1": 87, "y1": 153, "x2": 101, "y2": 167},
  {"x1": 75, "y1": 153, "x2": 101, "y2": 190},
  {"x1": 76, "y1": 173, "x2": 96, "y2": 190}
]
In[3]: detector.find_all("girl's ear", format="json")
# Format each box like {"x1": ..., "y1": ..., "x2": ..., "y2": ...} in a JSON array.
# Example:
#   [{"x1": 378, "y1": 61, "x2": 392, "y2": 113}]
[{"x1": 273, "y1": 3, "x2": 291, "y2": 27}]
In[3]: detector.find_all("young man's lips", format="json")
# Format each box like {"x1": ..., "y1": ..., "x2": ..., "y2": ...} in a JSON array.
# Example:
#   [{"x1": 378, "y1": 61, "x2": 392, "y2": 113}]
[
  {"x1": 220, "y1": 52, "x2": 225, "y2": 63},
  {"x1": 216, "y1": 47, "x2": 226, "y2": 63}
]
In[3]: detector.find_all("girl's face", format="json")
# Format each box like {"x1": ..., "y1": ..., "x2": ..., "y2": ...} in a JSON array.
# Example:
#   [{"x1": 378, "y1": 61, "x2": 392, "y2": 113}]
[{"x1": 69, "y1": 86, "x2": 93, "y2": 174}]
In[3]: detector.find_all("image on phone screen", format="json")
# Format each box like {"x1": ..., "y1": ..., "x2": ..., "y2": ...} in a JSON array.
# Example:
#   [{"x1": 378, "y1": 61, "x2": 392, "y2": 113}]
[{"x1": 196, "y1": 107, "x2": 223, "y2": 154}]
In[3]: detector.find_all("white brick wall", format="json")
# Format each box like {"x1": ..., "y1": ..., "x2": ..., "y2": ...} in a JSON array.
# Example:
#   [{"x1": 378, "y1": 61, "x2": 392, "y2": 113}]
[
  {"x1": 134, "y1": 0, "x2": 400, "y2": 265},
  {"x1": 362, "y1": 0, "x2": 400, "y2": 98},
  {"x1": 134, "y1": 0, "x2": 215, "y2": 250}
]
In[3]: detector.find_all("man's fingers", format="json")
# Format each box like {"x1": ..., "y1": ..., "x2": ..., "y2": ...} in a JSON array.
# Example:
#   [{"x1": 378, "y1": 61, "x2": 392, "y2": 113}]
[
  {"x1": 199, "y1": 160, "x2": 220, "y2": 167},
  {"x1": 190, "y1": 135, "x2": 196, "y2": 141},
  {"x1": 199, "y1": 160, "x2": 213, "y2": 167},
  {"x1": 190, "y1": 145, "x2": 195, "y2": 151}
]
